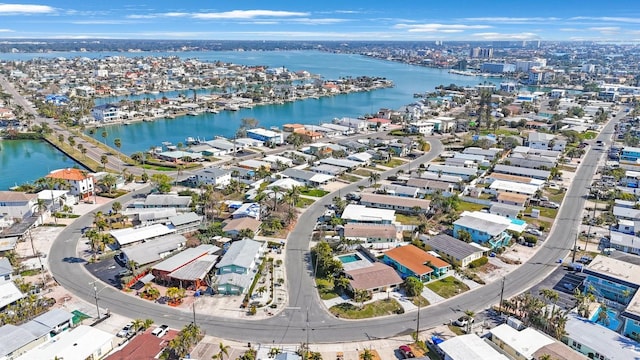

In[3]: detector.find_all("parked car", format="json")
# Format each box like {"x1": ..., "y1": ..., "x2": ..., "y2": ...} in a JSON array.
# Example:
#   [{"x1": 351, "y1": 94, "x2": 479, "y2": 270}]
[
  {"x1": 117, "y1": 322, "x2": 134, "y2": 338},
  {"x1": 562, "y1": 283, "x2": 575, "y2": 291},
  {"x1": 151, "y1": 324, "x2": 169, "y2": 338},
  {"x1": 526, "y1": 228, "x2": 543, "y2": 236},
  {"x1": 398, "y1": 345, "x2": 415, "y2": 358},
  {"x1": 454, "y1": 316, "x2": 475, "y2": 327},
  {"x1": 541, "y1": 201, "x2": 560, "y2": 209},
  {"x1": 115, "y1": 252, "x2": 126, "y2": 265}
]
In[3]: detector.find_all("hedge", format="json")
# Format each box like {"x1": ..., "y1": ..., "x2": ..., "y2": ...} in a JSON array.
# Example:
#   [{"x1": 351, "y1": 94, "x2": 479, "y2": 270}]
[{"x1": 468, "y1": 256, "x2": 489, "y2": 269}]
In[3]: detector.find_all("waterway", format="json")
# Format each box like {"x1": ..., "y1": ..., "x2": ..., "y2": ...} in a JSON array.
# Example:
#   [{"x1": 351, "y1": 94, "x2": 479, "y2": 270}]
[
  {"x1": 0, "y1": 140, "x2": 84, "y2": 190},
  {"x1": 0, "y1": 50, "x2": 499, "y2": 187}
]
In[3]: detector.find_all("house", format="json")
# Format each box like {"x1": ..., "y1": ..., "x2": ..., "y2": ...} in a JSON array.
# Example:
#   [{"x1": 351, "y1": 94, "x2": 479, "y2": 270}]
[
  {"x1": 120, "y1": 234, "x2": 186, "y2": 266},
  {"x1": 347, "y1": 152, "x2": 373, "y2": 165},
  {"x1": 420, "y1": 234, "x2": 485, "y2": 268},
  {"x1": 151, "y1": 244, "x2": 219, "y2": 289},
  {"x1": 263, "y1": 155, "x2": 294, "y2": 168},
  {"x1": 531, "y1": 342, "x2": 587, "y2": 360},
  {"x1": 0, "y1": 258, "x2": 12, "y2": 284},
  {"x1": 608, "y1": 232, "x2": 640, "y2": 255},
  {"x1": 0, "y1": 310, "x2": 73, "y2": 360},
  {"x1": 0, "y1": 191, "x2": 38, "y2": 221},
  {"x1": 493, "y1": 164, "x2": 550, "y2": 180},
  {"x1": 310, "y1": 164, "x2": 346, "y2": 176},
  {"x1": 216, "y1": 239, "x2": 265, "y2": 295},
  {"x1": 409, "y1": 120, "x2": 435, "y2": 135},
  {"x1": 528, "y1": 132, "x2": 558, "y2": 150},
  {"x1": 91, "y1": 103, "x2": 120, "y2": 122},
  {"x1": 345, "y1": 262, "x2": 403, "y2": 293},
  {"x1": 490, "y1": 203, "x2": 524, "y2": 219},
  {"x1": 318, "y1": 157, "x2": 360, "y2": 170},
  {"x1": 496, "y1": 192, "x2": 530, "y2": 207},
  {"x1": 14, "y1": 325, "x2": 115, "y2": 360},
  {"x1": 137, "y1": 194, "x2": 192, "y2": 210},
  {"x1": 0, "y1": 281, "x2": 25, "y2": 310},
  {"x1": 359, "y1": 193, "x2": 430, "y2": 214},
  {"x1": 489, "y1": 180, "x2": 539, "y2": 197},
  {"x1": 222, "y1": 217, "x2": 262, "y2": 239},
  {"x1": 341, "y1": 204, "x2": 396, "y2": 225},
  {"x1": 437, "y1": 334, "x2": 510, "y2": 360},
  {"x1": 46, "y1": 168, "x2": 94, "y2": 199},
  {"x1": 463, "y1": 147, "x2": 502, "y2": 161},
  {"x1": 508, "y1": 153, "x2": 557, "y2": 170},
  {"x1": 105, "y1": 328, "x2": 179, "y2": 360},
  {"x1": 613, "y1": 205, "x2": 640, "y2": 221},
  {"x1": 382, "y1": 244, "x2": 451, "y2": 281},
  {"x1": 246, "y1": 128, "x2": 283, "y2": 145},
  {"x1": 194, "y1": 167, "x2": 231, "y2": 187},
  {"x1": 564, "y1": 312, "x2": 640, "y2": 360},
  {"x1": 232, "y1": 203, "x2": 261, "y2": 220},
  {"x1": 405, "y1": 178, "x2": 455, "y2": 195},
  {"x1": 453, "y1": 215, "x2": 512, "y2": 249},
  {"x1": 485, "y1": 173, "x2": 544, "y2": 186},
  {"x1": 156, "y1": 150, "x2": 203, "y2": 162},
  {"x1": 110, "y1": 224, "x2": 176, "y2": 247},
  {"x1": 426, "y1": 164, "x2": 477, "y2": 180},
  {"x1": 333, "y1": 117, "x2": 368, "y2": 132},
  {"x1": 124, "y1": 208, "x2": 177, "y2": 226},
  {"x1": 621, "y1": 146, "x2": 640, "y2": 163},
  {"x1": 280, "y1": 168, "x2": 334, "y2": 187},
  {"x1": 342, "y1": 223, "x2": 398, "y2": 244},
  {"x1": 168, "y1": 212, "x2": 202, "y2": 234},
  {"x1": 378, "y1": 184, "x2": 420, "y2": 198},
  {"x1": 489, "y1": 324, "x2": 555, "y2": 360},
  {"x1": 238, "y1": 159, "x2": 271, "y2": 171},
  {"x1": 388, "y1": 142, "x2": 409, "y2": 157},
  {"x1": 366, "y1": 118, "x2": 391, "y2": 130}
]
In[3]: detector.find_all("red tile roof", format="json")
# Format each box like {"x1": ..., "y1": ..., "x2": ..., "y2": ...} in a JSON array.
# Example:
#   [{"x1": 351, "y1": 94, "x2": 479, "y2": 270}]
[{"x1": 46, "y1": 168, "x2": 90, "y2": 181}]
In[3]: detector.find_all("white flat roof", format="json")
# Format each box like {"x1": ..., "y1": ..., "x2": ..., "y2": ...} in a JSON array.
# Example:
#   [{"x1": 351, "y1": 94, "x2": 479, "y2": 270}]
[
  {"x1": 459, "y1": 211, "x2": 527, "y2": 233},
  {"x1": 16, "y1": 325, "x2": 114, "y2": 360},
  {"x1": 341, "y1": 204, "x2": 395, "y2": 222},
  {"x1": 565, "y1": 312, "x2": 640, "y2": 359},
  {"x1": 585, "y1": 255, "x2": 640, "y2": 286},
  {"x1": 490, "y1": 324, "x2": 554, "y2": 359},
  {"x1": 489, "y1": 180, "x2": 539, "y2": 195},
  {"x1": 110, "y1": 224, "x2": 176, "y2": 246},
  {"x1": 439, "y1": 334, "x2": 510, "y2": 360},
  {"x1": 0, "y1": 282, "x2": 24, "y2": 308}
]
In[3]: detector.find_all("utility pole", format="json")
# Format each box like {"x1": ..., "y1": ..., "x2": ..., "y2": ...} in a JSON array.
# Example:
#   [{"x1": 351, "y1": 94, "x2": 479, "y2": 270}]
[
  {"x1": 499, "y1": 277, "x2": 506, "y2": 316},
  {"x1": 572, "y1": 233, "x2": 578, "y2": 264},
  {"x1": 305, "y1": 307, "x2": 310, "y2": 359},
  {"x1": 416, "y1": 299, "x2": 421, "y2": 343},
  {"x1": 192, "y1": 300, "x2": 196, "y2": 327},
  {"x1": 92, "y1": 283, "x2": 101, "y2": 319}
]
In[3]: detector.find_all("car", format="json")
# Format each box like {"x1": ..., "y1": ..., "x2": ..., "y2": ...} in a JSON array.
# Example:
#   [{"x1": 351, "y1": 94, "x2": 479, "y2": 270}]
[
  {"x1": 562, "y1": 283, "x2": 575, "y2": 291},
  {"x1": 398, "y1": 345, "x2": 415, "y2": 358},
  {"x1": 526, "y1": 228, "x2": 543, "y2": 236},
  {"x1": 117, "y1": 322, "x2": 134, "y2": 337},
  {"x1": 114, "y1": 252, "x2": 126, "y2": 265},
  {"x1": 117, "y1": 268, "x2": 131, "y2": 277},
  {"x1": 151, "y1": 324, "x2": 169, "y2": 338},
  {"x1": 454, "y1": 316, "x2": 475, "y2": 327}
]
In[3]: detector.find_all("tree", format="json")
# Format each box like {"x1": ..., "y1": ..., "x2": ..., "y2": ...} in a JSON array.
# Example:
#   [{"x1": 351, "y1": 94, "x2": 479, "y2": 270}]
[
  {"x1": 214, "y1": 342, "x2": 230, "y2": 360},
  {"x1": 238, "y1": 228, "x2": 255, "y2": 239},
  {"x1": 100, "y1": 174, "x2": 117, "y2": 195},
  {"x1": 596, "y1": 303, "x2": 610, "y2": 326},
  {"x1": 166, "y1": 287, "x2": 186, "y2": 305},
  {"x1": 334, "y1": 276, "x2": 351, "y2": 295},
  {"x1": 359, "y1": 349, "x2": 374, "y2": 360},
  {"x1": 463, "y1": 309, "x2": 475, "y2": 334},
  {"x1": 403, "y1": 277, "x2": 424, "y2": 297},
  {"x1": 368, "y1": 172, "x2": 381, "y2": 186},
  {"x1": 457, "y1": 229, "x2": 472, "y2": 243},
  {"x1": 100, "y1": 155, "x2": 108, "y2": 171},
  {"x1": 101, "y1": 130, "x2": 108, "y2": 143},
  {"x1": 151, "y1": 173, "x2": 173, "y2": 193},
  {"x1": 354, "y1": 289, "x2": 369, "y2": 308}
]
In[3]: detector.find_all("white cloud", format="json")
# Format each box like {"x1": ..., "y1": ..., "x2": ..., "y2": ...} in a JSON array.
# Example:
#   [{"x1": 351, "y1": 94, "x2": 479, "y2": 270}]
[
  {"x1": 589, "y1": 26, "x2": 620, "y2": 35},
  {"x1": 559, "y1": 28, "x2": 583, "y2": 32},
  {"x1": 394, "y1": 23, "x2": 491, "y2": 33},
  {"x1": 0, "y1": 4, "x2": 55, "y2": 14},
  {"x1": 288, "y1": 18, "x2": 349, "y2": 25},
  {"x1": 570, "y1": 16, "x2": 640, "y2": 24},
  {"x1": 71, "y1": 20, "x2": 142, "y2": 25},
  {"x1": 0, "y1": 28, "x2": 13, "y2": 32},
  {"x1": 193, "y1": 10, "x2": 309, "y2": 19},
  {"x1": 463, "y1": 17, "x2": 559, "y2": 23},
  {"x1": 471, "y1": 32, "x2": 539, "y2": 40},
  {"x1": 127, "y1": 14, "x2": 156, "y2": 19}
]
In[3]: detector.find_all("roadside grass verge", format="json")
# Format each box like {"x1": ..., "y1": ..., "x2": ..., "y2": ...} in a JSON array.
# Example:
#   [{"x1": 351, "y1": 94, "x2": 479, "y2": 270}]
[
  {"x1": 426, "y1": 276, "x2": 470, "y2": 299},
  {"x1": 329, "y1": 299, "x2": 403, "y2": 319}
]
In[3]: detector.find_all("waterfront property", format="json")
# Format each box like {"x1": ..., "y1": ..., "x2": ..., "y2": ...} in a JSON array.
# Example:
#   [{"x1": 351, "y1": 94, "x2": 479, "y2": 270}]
[
  {"x1": 46, "y1": 168, "x2": 95, "y2": 200},
  {"x1": 382, "y1": 244, "x2": 451, "y2": 282},
  {"x1": 246, "y1": 128, "x2": 284, "y2": 145},
  {"x1": 420, "y1": 233, "x2": 485, "y2": 269},
  {"x1": 0, "y1": 191, "x2": 38, "y2": 221}
]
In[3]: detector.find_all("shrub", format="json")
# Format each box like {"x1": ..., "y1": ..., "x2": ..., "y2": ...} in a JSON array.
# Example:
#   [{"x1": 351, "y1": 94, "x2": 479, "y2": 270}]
[
  {"x1": 468, "y1": 257, "x2": 489, "y2": 269},
  {"x1": 523, "y1": 234, "x2": 538, "y2": 244}
]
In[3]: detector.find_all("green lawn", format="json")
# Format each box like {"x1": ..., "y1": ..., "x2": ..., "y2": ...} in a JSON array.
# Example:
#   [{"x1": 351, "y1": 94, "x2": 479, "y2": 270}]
[
  {"x1": 295, "y1": 197, "x2": 315, "y2": 208},
  {"x1": 300, "y1": 188, "x2": 329, "y2": 197},
  {"x1": 339, "y1": 174, "x2": 362, "y2": 183},
  {"x1": 316, "y1": 278, "x2": 340, "y2": 300},
  {"x1": 583, "y1": 131, "x2": 598, "y2": 140},
  {"x1": 447, "y1": 325, "x2": 465, "y2": 336},
  {"x1": 352, "y1": 169, "x2": 373, "y2": 177},
  {"x1": 547, "y1": 189, "x2": 567, "y2": 203},
  {"x1": 526, "y1": 206, "x2": 558, "y2": 219},
  {"x1": 141, "y1": 164, "x2": 176, "y2": 171},
  {"x1": 382, "y1": 158, "x2": 407, "y2": 168},
  {"x1": 329, "y1": 299, "x2": 403, "y2": 319},
  {"x1": 395, "y1": 213, "x2": 423, "y2": 225},
  {"x1": 426, "y1": 276, "x2": 470, "y2": 298},
  {"x1": 457, "y1": 201, "x2": 487, "y2": 212}
]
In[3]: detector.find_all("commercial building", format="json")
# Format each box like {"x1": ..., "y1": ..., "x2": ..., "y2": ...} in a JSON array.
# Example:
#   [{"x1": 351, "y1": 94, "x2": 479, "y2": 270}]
[
  {"x1": 120, "y1": 234, "x2": 186, "y2": 266},
  {"x1": 110, "y1": 224, "x2": 176, "y2": 247},
  {"x1": 564, "y1": 312, "x2": 640, "y2": 360},
  {"x1": 151, "y1": 244, "x2": 219, "y2": 289},
  {"x1": 621, "y1": 146, "x2": 640, "y2": 163},
  {"x1": 246, "y1": 128, "x2": 284, "y2": 145},
  {"x1": 481, "y1": 63, "x2": 516, "y2": 73}
]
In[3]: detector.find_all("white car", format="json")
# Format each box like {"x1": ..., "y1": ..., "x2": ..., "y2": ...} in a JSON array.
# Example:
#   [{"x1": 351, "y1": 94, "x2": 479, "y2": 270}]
[
  {"x1": 151, "y1": 324, "x2": 169, "y2": 337},
  {"x1": 526, "y1": 228, "x2": 543, "y2": 236},
  {"x1": 117, "y1": 322, "x2": 134, "y2": 337},
  {"x1": 454, "y1": 316, "x2": 475, "y2": 327}
]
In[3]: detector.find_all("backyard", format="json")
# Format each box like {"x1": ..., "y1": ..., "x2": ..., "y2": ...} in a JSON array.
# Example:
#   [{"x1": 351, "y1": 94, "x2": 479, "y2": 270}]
[{"x1": 426, "y1": 276, "x2": 470, "y2": 298}]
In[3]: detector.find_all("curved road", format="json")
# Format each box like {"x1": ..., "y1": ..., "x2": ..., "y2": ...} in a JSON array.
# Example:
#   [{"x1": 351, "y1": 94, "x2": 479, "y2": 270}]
[{"x1": 49, "y1": 113, "x2": 617, "y2": 344}]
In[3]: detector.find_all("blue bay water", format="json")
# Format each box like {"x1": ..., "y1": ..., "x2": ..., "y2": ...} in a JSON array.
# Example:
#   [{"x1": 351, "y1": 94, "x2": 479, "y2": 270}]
[
  {"x1": 0, "y1": 140, "x2": 84, "y2": 190},
  {"x1": 0, "y1": 50, "x2": 498, "y2": 188}
]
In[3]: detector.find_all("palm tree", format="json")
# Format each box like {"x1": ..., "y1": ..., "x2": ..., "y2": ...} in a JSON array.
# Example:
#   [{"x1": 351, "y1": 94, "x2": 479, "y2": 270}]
[
  {"x1": 464, "y1": 309, "x2": 475, "y2": 334},
  {"x1": 214, "y1": 342, "x2": 230, "y2": 360},
  {"x1": 596, "y1": 303, "x2": 610, "y2": 326},
  {"x1": 100, "y1": 155, "x2": 108, "y2": 171},
  {"x1": 368, "y1": 172, "x2": 381, "y2": 186},
  {"x1": 539, "y1": 288, "x2": 559, "y2": 332},
  {"x1": 359, "y1": 349, "x2": 374, "y2": 360}
]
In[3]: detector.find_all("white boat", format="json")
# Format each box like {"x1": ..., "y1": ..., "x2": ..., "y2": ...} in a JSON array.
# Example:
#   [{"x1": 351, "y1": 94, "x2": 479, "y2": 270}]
[
  {"x1": 224, "y1": 104, "x2": 240, "y2": 111},
  {"x1": 186, "y1": 137, "x2": 200, "y2": 145},
  {"x1": 161, "y1": 141, "x2": 172, "y2": 146},
  {"x1": 206, "y1": 108, "x2": 220, "y2": 114},
  {"x1": 187, "y1": 111, "x2": 199, "y2": 116}
]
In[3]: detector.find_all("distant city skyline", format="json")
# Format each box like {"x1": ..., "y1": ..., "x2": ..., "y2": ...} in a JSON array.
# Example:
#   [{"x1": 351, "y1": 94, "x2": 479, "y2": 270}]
[{"x1": 0, "y1": 1, "x2": 639, "y2": 41}]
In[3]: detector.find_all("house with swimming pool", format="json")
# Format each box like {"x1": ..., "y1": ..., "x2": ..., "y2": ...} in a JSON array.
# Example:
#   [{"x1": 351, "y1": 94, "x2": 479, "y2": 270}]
[
  {"x1": 453, "y1": 214, "x2": 513, "y2": 249},
  {"x1": 382, "y1": 244, "x2": 451, "y2": 282},
  {"x1": 582, "y1": 256, "x2": 640, "y2": 340}
]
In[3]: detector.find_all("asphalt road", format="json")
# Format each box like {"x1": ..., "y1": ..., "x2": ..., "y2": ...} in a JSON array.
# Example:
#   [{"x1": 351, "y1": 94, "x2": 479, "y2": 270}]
[{"x1": 48, "y1": 109, "x2": 622, "y2": 344}]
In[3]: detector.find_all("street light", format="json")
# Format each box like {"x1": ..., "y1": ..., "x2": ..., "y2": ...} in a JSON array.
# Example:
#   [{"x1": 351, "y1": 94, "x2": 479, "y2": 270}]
[{"x1": 90, "y1": 282, "x2": 102, "y2": 319}]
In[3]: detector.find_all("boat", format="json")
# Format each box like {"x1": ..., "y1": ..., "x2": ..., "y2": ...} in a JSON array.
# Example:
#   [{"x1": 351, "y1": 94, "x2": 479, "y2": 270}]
[
  {"x1": 186, "y1": 137, "x2": 201, "y2": 145},
  {"x1": 161, "y1": 141, "x2": 172, "y2": 146},
  {"x1": 165, "y1": 115, "x2": 176, "y2": 119},
  {"x1": 143, "y1": 118, "x2": 154, "y2": 122},
  {"x1": 239, "y1": 103, "x2": 253, "y2": 109},
  {"x1": 187, "y1": 111, "x2": 199, "y2": 116},
  {"x1": 206, "y1": 108, "x2": 220, "y2": 114},
  {"x1": 224, "y1": 104, "x2": 240, "y2": 111}
]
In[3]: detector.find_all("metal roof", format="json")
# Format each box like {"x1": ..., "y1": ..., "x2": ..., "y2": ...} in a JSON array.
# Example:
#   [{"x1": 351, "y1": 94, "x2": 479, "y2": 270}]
[
  {"x1": 169, "y1": 212, "x2": 202, "y2": 227},
  {"x1": 454, "y1": 216, "x2": 509, "y2": 236},
  {"x1": 32, "y1": 308, "x2": 73, "y2": 328},
  {"x1": 216, "y1": 239, "x2": 263, "y2": 270},
  {"x1": 122, "y1": 234, "x2": 186, "y2": 266},
  {"x1": 152, "y1": 244, "x2": 217, "y2": 273},
  {"x1": 169, "y1": 255, "x2": 217, "y2": 281},
  {"x1": 110, "y1": 224, "x2": 176, "y2": 246},
  {"x1": 422, "y1": 234, "x2": 484, "y2": 260}
]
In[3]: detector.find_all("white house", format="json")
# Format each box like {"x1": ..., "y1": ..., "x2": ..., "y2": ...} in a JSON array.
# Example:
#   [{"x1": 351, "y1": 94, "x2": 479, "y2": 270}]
[
  {"x1": 0, "y1": 191, "x2": 38, "y2": 220},
  {"x1": 46, "y1": 168, "x2": 94, "y2": 200},
  {"x1": 194, "y1": 167, "x2": 232, "y2": 187},
  {"x1": 91, "y1": 103, "x2": 120, "y2": 122}
]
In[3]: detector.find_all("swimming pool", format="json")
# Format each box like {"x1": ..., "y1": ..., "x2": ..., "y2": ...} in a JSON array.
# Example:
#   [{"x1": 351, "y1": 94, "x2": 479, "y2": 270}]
[
  {"x1": 511, "y1": 218, "x2": 526, "y2": 226},
  {"x1": 590, "y1": 306, "x2": 622, "y2": 332},
  {"x1": 338, "y1": 254, "x2": 362, "y2": 264}
]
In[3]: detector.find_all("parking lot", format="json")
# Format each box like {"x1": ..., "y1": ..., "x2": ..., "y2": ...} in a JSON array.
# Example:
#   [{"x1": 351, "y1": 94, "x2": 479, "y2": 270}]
[
  {"x1": 85, "y1": 256, "x2": 128, "y2": 289},
  {"x1": 528, "y1": 266, "x2": 585, "y2": 310}
]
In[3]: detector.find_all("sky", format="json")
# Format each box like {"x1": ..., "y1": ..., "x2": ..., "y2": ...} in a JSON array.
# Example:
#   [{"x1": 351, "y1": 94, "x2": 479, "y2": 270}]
[{"x1": 0, "y1": 1, "x2": 639, "y2": 41}]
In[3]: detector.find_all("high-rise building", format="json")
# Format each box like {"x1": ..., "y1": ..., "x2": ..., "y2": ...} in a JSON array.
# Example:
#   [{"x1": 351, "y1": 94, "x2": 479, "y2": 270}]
[{"x1": 469, "y1": 47, "x2": 493, "y2": 59}]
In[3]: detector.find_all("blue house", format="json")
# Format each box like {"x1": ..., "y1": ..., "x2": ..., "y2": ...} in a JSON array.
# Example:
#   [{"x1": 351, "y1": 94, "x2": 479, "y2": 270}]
[
  {"x1": 382, "y1": 244, "x2": 451, "y2": 282},
  {"x1": 453, "y1": 215, "x2": 511, "y2": 249},
  {"x1": 621, "y1": 147, "x2": 640, "y2": 163}
]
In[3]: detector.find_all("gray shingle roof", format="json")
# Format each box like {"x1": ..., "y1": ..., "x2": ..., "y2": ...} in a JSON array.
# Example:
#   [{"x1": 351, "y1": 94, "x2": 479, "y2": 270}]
[
  {"x1": 454, "y1": 216, "x2": 509, "y2": 236},
  {"x1": 422, "y1": 234, "x2": 484, "y2": 260},
  {"x1": 169, "y1": 212, "x2": 202, "y2": 226},
  {"x1": 0, "y1": 325, "x2": 37, "y2": 357}
]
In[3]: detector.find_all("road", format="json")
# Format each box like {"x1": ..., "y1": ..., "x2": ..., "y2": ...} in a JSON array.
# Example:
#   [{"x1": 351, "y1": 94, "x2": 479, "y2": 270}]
[{"x1": 48, "y1": 109, "x2": 618, "y2": 345}]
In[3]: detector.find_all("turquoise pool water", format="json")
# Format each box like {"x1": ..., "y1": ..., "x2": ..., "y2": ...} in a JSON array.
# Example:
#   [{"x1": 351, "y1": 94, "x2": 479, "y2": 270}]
[
  {"x1": 511, "y1": 218, "x2": 526, "y2": 226},
  {"x1": 591, "y1": 306, "x2": 622, "y2": 332},
  {"x1": 338, "y1": 254, "x2": 362, "y2": 264}
]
